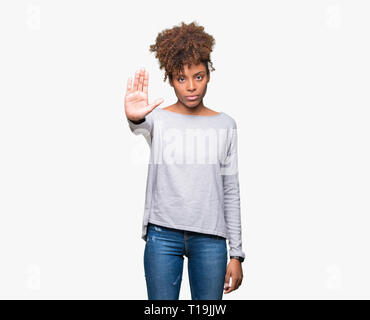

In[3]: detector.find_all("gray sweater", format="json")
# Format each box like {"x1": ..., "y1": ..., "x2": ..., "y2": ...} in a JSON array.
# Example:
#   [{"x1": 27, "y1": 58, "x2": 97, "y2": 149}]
[{"x1": 127, "y1": 107, "x2": 245, "y2": 259}]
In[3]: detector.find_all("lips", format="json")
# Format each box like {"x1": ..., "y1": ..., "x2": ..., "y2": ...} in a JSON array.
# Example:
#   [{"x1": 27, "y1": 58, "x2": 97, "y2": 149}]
[{"x1": 186, "y1": 95, "x2": 199, "y2": 101}]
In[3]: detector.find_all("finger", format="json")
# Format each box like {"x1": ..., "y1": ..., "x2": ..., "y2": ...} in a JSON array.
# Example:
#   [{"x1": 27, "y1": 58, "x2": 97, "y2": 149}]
[
  {"x1": 234, "y1": 278, "x2": 241, "y2": 290},
  {"x1": 228, "y1": 276, "x2": 237, "y2": 293},
  {"x1": 239, "y1": 276, "x2": 243, "y2": 286},
  {"x1": 224, "y1": 283, "x2": 233, "y2": 294},
  {"x1": 143, "y1": 70, "x2": 149, "y2": 95},
  {"x1": 133, "y1": 69, "x2": 140, "y2": 91},
  {"x1": 138, "y1": 68, "x2": 145, "y2": 92},
  {"x1": 126, "y1": 76, "x2": 133, "y2": 95},
  {"x1": 224, "y1": 273, "x2": 231, "y2": 293},
  {"x1": 224, "y1": 287, "x2": 232, "y2": 294},
  {"x1": 224, "y1": 284, "x2": 231, "y2": 292},
  {"x1": 224, "y1": 274, "x2": 230, "y2": 289},
  {"x1": 237, "y1": 279, "x2": 242, "y2": 289}
]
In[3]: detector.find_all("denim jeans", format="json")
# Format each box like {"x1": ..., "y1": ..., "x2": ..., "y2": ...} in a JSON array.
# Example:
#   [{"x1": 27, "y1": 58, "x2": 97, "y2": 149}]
[{"x1": 144, "y1": 222, "x2": 228, "y2": 300}]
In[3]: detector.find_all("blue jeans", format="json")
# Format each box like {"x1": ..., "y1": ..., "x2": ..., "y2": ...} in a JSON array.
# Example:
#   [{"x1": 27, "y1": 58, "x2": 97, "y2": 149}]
[{"x1": 144, "y1": 222, "x2": 228, "y2": 300}]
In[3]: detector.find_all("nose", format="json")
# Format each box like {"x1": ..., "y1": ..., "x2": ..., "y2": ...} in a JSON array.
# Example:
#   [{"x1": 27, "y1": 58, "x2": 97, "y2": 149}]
[{"x1": 187, "y1": 79, "x2": 196, "y2": 92}]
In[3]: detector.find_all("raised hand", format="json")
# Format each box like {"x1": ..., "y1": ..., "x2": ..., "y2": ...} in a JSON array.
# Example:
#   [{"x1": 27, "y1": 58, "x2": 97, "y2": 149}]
[{"x1": 125, "y1": 68, "x2": 164, "y2": 122}]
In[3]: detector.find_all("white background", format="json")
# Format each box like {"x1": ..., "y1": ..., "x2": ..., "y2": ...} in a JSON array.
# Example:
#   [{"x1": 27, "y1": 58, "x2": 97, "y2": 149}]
[{"x1": 0, "y1": 0, "x2": 369, "y2": 299}]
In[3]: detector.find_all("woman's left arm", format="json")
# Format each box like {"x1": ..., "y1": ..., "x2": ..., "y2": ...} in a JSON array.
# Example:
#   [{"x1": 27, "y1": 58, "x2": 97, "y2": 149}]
[{"x1": 222, "y1": 121, "x2": 246, "y2": 293}]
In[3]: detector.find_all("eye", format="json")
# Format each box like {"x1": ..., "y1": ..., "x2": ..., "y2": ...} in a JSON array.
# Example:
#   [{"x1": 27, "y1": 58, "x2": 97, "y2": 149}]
[{"x1": 177, "y1": 75, "x2": 204, "y2": 82}]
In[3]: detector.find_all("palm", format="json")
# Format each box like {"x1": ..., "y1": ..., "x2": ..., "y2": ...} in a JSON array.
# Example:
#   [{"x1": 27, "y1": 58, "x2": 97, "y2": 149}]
[
  {"x1": 125, "y1": 91, "x2": 149, "y2": 120},
  {"x1": 124, "y1": 68, "x2": 164, "y2": 121}
]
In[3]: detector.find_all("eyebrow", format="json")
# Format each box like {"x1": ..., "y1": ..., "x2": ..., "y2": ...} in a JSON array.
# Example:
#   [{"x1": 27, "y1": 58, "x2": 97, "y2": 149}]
[{"x1": 177, "y1": 71, "x2": 205, "y2": 77}]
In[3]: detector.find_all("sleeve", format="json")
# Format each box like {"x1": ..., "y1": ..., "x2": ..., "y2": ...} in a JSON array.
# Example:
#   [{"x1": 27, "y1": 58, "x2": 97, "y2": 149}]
[
  {"x1": 221, "y1": 122, "x2": 246, "y2": 260},
  {"x1": 126, "y1": 111, "x2": 154, "y2": 146}
]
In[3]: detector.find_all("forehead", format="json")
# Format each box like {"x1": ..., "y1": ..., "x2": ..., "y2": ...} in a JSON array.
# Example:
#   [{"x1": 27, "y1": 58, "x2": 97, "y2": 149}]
[{"x1": 175, "y1": 63, "x2": 206, "y2": 75}]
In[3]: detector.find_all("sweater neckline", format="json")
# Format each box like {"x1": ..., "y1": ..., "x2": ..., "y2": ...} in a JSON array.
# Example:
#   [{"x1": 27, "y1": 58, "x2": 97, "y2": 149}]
[{"x1": 159, "y1": 107, "x2": 224, "y2": 117}]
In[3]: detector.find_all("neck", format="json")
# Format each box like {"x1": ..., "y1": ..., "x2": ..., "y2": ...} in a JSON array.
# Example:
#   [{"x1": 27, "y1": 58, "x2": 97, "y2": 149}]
[{"x1": 173, "y1": 100, "x2": 206, "y2": 115}]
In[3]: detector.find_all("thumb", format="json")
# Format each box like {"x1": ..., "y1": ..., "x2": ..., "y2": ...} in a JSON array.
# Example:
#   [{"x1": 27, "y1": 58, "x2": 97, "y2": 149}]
[
  {"x1": 224, "y1": 271, "x2": 231, "y2": 289},
  {"x1": 147, "y1": 97, "x2": 165, "y2": 113}
]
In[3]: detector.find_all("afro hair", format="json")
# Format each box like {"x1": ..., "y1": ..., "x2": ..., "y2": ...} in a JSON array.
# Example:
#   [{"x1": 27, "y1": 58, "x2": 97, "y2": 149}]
[{"x1": 149, "y1": 21, "x2": 216, "y2": 83}]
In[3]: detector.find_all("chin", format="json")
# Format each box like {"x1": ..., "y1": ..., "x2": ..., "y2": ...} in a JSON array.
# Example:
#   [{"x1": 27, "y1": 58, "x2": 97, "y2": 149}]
[{"x1": 184, "y1": 101, "x2": 201, "y2": 108}]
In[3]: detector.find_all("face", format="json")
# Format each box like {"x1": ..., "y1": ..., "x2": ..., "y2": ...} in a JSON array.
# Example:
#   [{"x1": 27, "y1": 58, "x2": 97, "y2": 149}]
[{"x1": 170, "y1": 62, "x2": 209, "y2": 108}]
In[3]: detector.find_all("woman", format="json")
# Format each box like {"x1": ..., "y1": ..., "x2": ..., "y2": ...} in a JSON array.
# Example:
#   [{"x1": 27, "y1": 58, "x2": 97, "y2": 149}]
[{"x1": 124, "y1": 21, "x2": 245, "y2": 300}]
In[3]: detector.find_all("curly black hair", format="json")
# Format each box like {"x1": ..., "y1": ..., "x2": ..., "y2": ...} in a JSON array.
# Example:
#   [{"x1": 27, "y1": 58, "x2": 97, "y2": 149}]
[{"x1": 149, "y1": 21, "x2": 216, "y2": 83}]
